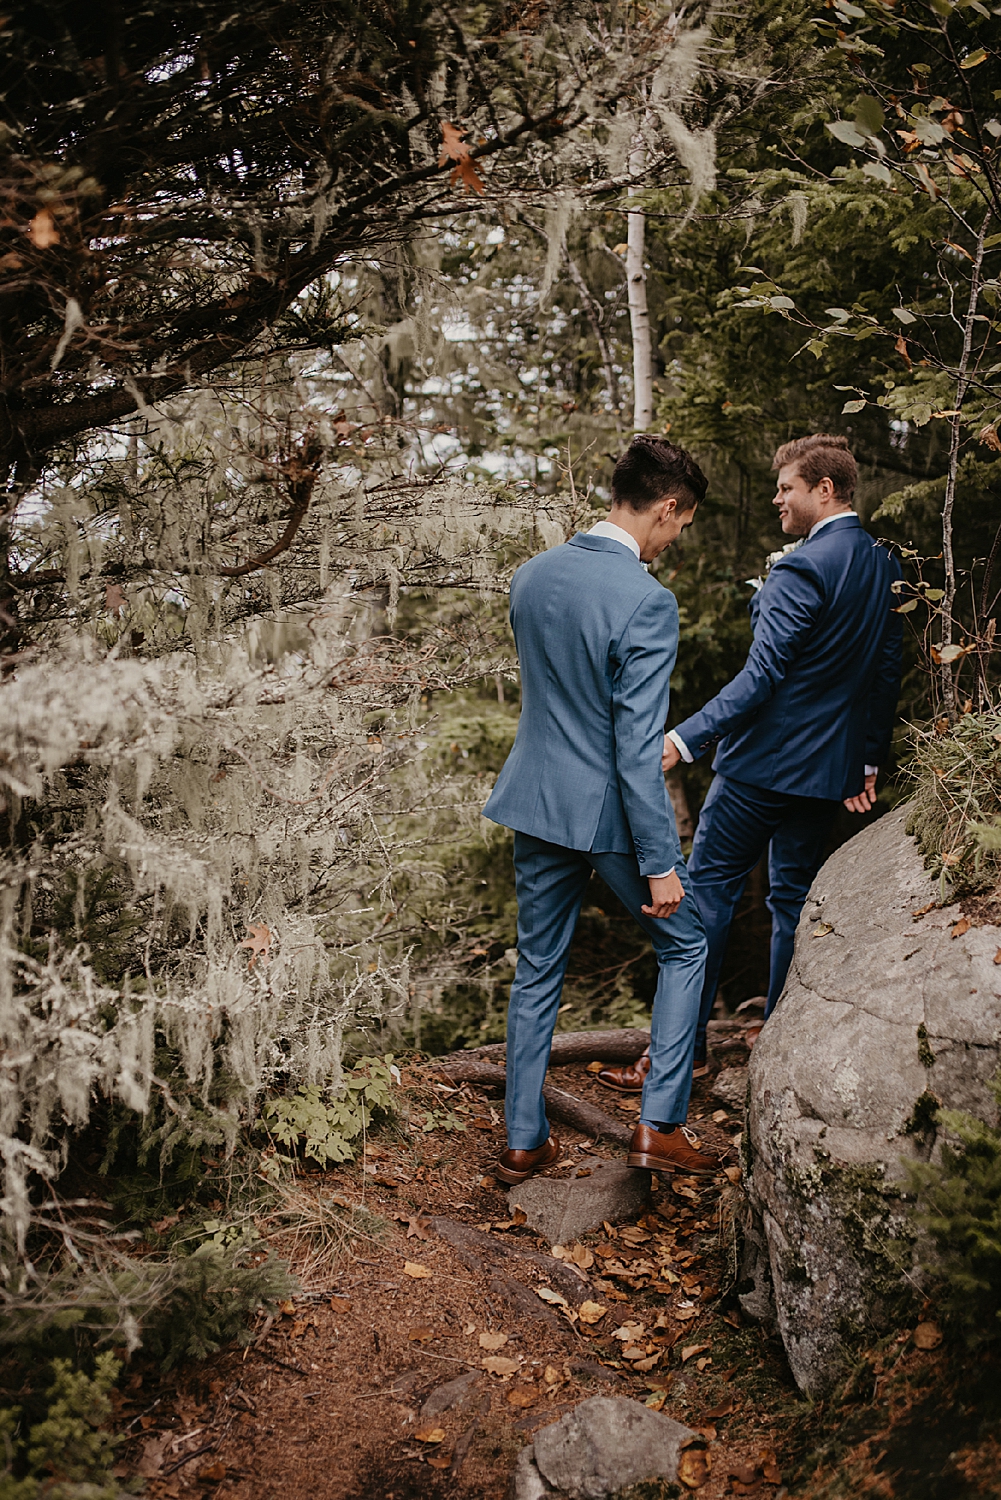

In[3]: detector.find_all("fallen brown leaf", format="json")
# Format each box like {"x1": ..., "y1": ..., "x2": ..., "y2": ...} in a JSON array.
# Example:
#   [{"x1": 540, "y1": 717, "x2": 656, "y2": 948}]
[
  {"x1": 506, "y1": 1385, "x2": 537, "y2": 1408},
  {"x1": 678, "y1": 1446, "x2": 711, "y2": 1489},
  {"x1": 724, "y1": 1166, "x2": 742, "y2": 1184},
  {"x1": 760, "y1": 1451, "x2": 782, "y2": 1485},
  {"x1": 198, "y1": 1461, "x2": 227, "y2": 1483},
  {"x1": 478, "y1": 1330, "x2": 508, "y2": 1350},
  {"x1": 633, "y1": 1352, "x2": 662, "y2": 1371},
  {"x1": 482, "y1": 1355, "x2": 520, "y2": 1377},
  {"x1": 136, "y1": 1435, "x2": 170, "y2": 1477},
  {"x1": 578, "y1": 1301, "x2": 607, "y2": 1325},
  {"x1": 403, "y1": 1261, "x2": 432, "y2": 1278},
  {"x1": 681, "y1": 1343, "x2": 711, "y2": 1363},
  {"x1": 705, "y1": 1397, "x2": 738, "y2": 1418},
  {"x1": 951, "y1": 916, "x2": 972, "y2": 939},
  {"x1": 413, "y1": 1426, "x2": 446, "y2": 1444},
  {"x1": 913, "y1": 1320, "x2": 943, "y2": 1349},
  {"x1": 426, "y1": 1453, "x2": 453, "y2": 1470},
  {"x1": 408, "y1": 1326, "x2": 436, "y2": 1343}
]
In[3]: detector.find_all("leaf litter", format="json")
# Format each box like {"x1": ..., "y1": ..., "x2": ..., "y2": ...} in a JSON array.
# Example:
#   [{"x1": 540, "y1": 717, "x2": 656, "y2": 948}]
[{"x1": 106, "y1": 1054, "x2": 849, "y2": 1499}]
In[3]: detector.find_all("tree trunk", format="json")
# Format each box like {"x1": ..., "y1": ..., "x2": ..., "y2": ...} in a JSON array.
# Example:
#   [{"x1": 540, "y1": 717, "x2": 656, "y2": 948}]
[
  {"x1": 940, "y1": 211, "x2": 990, "y2": 716},
  {"x1": 626, "y1": 143, "x2": 653, "y2": 433}
]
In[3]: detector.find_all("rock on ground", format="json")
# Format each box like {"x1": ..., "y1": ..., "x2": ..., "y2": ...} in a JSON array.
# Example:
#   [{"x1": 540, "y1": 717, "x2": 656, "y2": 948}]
[
  {"x1": 509, "y1": 1159, "x2": 650, "y2": 1245},
  {"x1": 509, "y1": 1396, "x2": 695, "y2": 1499},
  {"x1": 745, "y1": 804, "x2": 1001, "y2": 1395}
]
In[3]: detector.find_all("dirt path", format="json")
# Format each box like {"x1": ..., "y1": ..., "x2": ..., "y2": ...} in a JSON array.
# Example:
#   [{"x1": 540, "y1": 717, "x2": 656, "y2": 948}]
[{"x1": 115, "y1": 1045, "x2": 804, "y2": 1500}]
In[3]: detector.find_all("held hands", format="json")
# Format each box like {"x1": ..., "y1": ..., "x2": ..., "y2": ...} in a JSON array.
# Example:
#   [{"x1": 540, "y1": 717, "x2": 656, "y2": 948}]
[
  {"x1": 642, "y1": 870, "x2": 685, "y2": 920},
  {"x1": 662, "y1": 734, "x2": 681, "y2": 773},
  {"x1": 844, "y1": 771, "x2": 877, "y2": 815}
]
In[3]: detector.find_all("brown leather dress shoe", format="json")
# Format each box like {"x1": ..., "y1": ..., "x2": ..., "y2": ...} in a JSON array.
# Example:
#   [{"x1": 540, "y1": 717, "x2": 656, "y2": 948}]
[
  {"x1": 626, "y1": 1122, "x2": 719, "y2": 1176},
  {"x1": 595, "y1": 1049, "x2": 650, "y2": 1092},
  {"x1": 494, "y1": 1134, "x2": 562, "y2": 1185},
  {"x1": 596, "y1": 1047, "x2": 710, "y2": 1090}
]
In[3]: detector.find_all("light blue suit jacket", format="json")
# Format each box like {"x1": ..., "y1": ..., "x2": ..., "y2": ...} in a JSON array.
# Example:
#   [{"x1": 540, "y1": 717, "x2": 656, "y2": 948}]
[{"x1": 483, "y1": 533, "x2": 682, "y2": 876}]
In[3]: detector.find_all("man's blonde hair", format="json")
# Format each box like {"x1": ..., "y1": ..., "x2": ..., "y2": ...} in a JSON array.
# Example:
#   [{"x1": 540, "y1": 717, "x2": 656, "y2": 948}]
[{"x1": 772, "y1": 434, "x2": 856, "y2": 502}]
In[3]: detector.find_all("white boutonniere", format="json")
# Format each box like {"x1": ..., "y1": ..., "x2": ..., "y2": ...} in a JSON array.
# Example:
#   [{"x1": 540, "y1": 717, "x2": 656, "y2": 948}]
[{"x1": 746, "y1": 538, "x2": 805, "y2": 592}]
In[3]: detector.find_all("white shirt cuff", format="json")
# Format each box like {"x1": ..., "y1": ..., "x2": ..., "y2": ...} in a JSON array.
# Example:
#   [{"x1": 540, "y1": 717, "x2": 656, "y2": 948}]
[
  {"x1": 666, "y1": 729, "x2": 693, "y2": 764},
  {"x1": 648, "y1": 868, "x2": 676, "y2": 879},
  {"x1": 864, "y1": 765, "x2": 878, "y2": 778}
]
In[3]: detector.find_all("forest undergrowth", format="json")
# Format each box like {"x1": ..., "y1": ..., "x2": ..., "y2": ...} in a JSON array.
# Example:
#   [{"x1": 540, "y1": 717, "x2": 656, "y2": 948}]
[{"x1": 3, "y1": 1031, "x2": 998, "y2": 1500}]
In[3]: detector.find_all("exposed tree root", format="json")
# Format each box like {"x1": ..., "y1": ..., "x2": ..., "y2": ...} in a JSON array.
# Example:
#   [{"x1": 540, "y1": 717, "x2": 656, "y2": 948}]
[{"x1": 431, "y1": 1057, "x2": 634, "y2": 1148}]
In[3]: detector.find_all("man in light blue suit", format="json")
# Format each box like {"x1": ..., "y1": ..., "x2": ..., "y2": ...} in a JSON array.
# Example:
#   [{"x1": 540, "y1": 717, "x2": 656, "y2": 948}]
[{"x1": 484, "y1": 437, "x2": 719, "y2": 1184}]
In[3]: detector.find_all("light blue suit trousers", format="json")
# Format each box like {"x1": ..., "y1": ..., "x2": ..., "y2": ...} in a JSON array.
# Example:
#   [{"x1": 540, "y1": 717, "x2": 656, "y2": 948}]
[{"x1": 506, "y1": 832, "x2": 707, "y2": 1149}]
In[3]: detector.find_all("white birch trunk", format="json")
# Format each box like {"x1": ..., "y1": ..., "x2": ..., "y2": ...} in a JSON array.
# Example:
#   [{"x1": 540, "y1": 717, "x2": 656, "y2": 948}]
[{"x1": 626, "y1": 144, "x2": 653, "y2": 433}]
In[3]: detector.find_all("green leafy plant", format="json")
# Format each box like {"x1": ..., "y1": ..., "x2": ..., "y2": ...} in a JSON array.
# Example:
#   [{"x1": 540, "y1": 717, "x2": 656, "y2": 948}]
[
  {"x1": 417, "y1": 1108, "x2": 467, "y2": 1134},
  {"x1": 260, "y1": 1056, "x2": 399, "y2": 1166},
  {"x1": 0, "y1": 1353, "x2": 120, "y2": 1500},
  {"x1": 906, "y1": 1072, "x2": 1001, "y2": 1343}
]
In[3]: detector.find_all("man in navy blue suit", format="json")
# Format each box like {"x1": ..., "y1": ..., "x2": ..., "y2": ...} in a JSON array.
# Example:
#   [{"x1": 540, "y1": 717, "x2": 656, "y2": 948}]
[
  {"x1": 484, "y1": 438, "x2": 720, "y2": 1184},
  {"x1": 598, "y1": 434, "x2": 901, "y2": 1093}
]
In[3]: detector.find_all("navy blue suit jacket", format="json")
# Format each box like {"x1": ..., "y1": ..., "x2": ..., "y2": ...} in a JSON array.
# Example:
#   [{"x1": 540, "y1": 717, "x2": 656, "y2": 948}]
[
  {"x1": 483, "y1": 533, "x2": 683, "y2": 876},
  {"x1": 673, "y1": 515, "x2": 901, "y2": 801}
]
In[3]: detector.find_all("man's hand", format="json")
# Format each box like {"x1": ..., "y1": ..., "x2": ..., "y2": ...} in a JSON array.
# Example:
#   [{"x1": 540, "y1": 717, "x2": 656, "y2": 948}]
[
  {"x1": 662, "y1": 734, "x2": 681, "y2": 773},
  {"x1": 642, "y1": 870, "x2": 685, "y2": 919},
  {"x1": 844, "y1": 771, "x2": 877, "y2": 814}
]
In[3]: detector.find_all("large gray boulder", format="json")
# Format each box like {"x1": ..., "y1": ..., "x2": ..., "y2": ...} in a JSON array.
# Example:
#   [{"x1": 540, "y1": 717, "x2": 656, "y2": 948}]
[{"x1": 745, "y1": 805, "x2": 1001, "y2": 1395}]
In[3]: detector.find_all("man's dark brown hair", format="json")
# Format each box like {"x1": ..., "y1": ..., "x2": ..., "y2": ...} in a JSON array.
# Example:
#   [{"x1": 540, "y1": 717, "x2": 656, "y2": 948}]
[
  {"x1": 772, "y1": 434, "x2": 857, "y2": 503},
  {"x1": 612, "y1": 436, "x2": 708, "y2": 513}
]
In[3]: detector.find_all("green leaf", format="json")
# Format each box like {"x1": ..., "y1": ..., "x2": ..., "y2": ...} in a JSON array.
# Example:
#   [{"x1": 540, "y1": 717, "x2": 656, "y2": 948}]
[
  {"x1": 863, "y1": 161, "x2": 892, "y2": 185},
  {"x1": 807, "y1": 340, "x2": 827, "y2": 359},
  {"x1": 893, "y1": 308, "x2": 918, "y2": 324},
  {"x1": 826, "y1": 309, "x2": 852, "y2": 322},
  {"x1": 854, "y1": 95, "x2": 885, "y2": 137},
  {"x1": 983, "y1": 233, "x2": 1001, "y2": 249},
  {"x1": 770, "y1": 296, "x2": 796, "y2": 310},
  {"x1": 895, "y1": 599, "x2": 919, "y2": 614},
  {"x1": 924, "y1": 589, "x2": 945, "y2": 601},
  {"x1": 959, "y1": 47, "x2": 988, "y2": 70},
  {"x1": 842, "y1": 398, "x2": 867, "y2": 413},
  {"x1": 826, "y1": 120, "x2": 866, "y2": 149}
]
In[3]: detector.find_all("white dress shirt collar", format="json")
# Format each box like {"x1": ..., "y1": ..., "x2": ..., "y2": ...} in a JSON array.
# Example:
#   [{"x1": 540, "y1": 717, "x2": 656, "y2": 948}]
[
  {"x1": 807, "y1": 509, "x2": 855, "y2": 540},
  {"x1": 587, "y1": 519, "x2": 642, "y2": 560}
]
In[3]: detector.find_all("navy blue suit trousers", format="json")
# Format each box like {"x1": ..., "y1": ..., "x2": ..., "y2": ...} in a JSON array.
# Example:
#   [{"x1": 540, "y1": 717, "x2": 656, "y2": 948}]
[{"x1": 687, "y1": 774, "x2": 838, "y2": 1050}]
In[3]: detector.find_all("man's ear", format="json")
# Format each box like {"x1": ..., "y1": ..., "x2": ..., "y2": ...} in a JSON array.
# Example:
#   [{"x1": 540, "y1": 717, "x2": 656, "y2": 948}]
[{"x1": 659, "y1": 495, "x2": 678, "y2": 521}]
